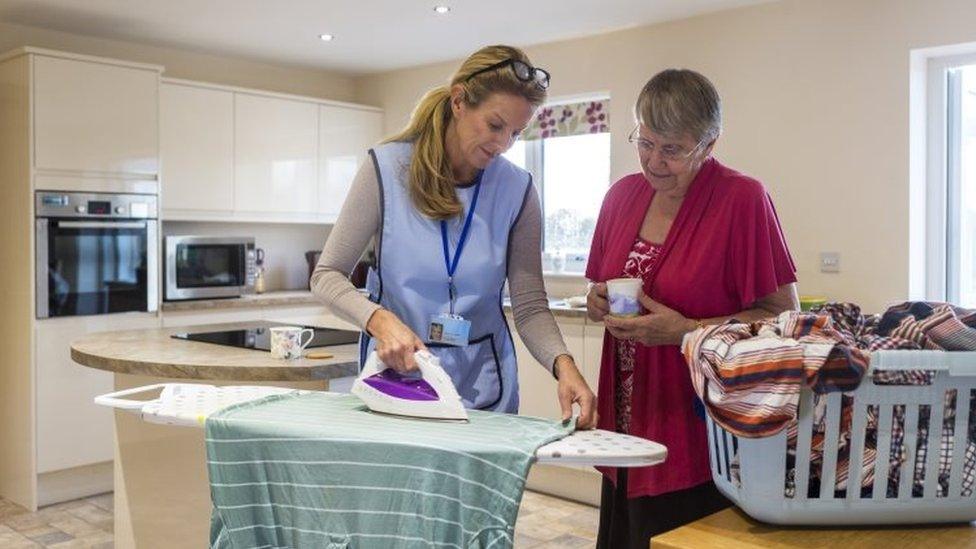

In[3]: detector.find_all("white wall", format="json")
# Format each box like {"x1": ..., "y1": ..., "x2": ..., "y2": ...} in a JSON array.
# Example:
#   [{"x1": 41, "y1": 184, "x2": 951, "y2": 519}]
[
  {"x1": 355, "y1": 0, "x2": 976, "y2": 312},
  {"x1": 162, "y1": 222, "x2": 331, "y2": 292}
]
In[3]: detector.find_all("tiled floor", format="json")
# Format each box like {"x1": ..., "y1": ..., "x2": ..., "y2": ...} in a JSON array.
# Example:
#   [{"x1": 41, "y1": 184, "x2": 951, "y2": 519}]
[
  {"x1": 0, "y1": 493, "x2": 113, "y2": 548},
  {"x1": 0, "y1": 490, "x2": 598, "y2": 548},
  {"x1": 515, "y1": 491, "x2": 600, "y2": 548}
]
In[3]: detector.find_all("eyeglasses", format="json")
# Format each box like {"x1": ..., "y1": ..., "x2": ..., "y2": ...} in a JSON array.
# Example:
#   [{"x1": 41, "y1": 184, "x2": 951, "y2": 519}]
[
  {"x1": 466, "y1": 59, "x2": 550, "y2": 90},
  {"x1": 627, "y1": 126, "x2": 704, "y2": 162}
]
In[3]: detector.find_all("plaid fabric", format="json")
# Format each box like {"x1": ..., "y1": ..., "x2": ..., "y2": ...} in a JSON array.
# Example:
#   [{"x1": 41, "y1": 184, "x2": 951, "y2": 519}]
[
  {"x1": 878, "y1": 302, "x2": 976, "y2": 351},
  {"x1": 687, "y1": 302, "x2": 976, "y2": 499}
]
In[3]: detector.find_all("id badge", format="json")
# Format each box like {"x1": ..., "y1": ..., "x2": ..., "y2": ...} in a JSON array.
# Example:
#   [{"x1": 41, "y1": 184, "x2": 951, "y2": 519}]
[{"x1": 428, "y1": 313, "x2": 471, "y2": 346}]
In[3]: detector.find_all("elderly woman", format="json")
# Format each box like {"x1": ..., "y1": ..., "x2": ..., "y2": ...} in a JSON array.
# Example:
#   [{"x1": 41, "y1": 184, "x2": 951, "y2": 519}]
[{"x1": 586, "y1": 69, "x2": 799, "y2": 547}]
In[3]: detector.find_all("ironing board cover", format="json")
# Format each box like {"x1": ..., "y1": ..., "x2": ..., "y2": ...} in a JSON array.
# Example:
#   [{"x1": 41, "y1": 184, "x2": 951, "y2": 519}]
[
  {"x1": 205, "y1": 391, "x2": 572, "y2": 549},
  {"x1": 129, "y1": 384, "x2": 666, "y2": 466}
]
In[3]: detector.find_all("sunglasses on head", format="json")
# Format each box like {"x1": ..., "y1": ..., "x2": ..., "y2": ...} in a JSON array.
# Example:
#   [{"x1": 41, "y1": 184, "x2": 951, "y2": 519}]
[{"x1": 465, "y1": 59, "x2": 550, "y2": 90}]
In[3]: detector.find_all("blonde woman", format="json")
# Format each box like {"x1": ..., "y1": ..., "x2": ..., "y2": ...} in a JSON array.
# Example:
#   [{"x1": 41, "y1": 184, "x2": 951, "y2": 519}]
[{"x1": 312, "y1": 45, "x2": 597, "y2": 427}]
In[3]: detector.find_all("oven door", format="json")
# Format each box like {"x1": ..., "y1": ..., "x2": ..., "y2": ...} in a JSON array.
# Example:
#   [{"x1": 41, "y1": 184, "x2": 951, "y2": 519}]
[
  {"x1": 36, "y1": 219, "x2": 158, "y2": 318},
  {"x1": 165, "y1": 240, "x2": 249, "y2": 301}
]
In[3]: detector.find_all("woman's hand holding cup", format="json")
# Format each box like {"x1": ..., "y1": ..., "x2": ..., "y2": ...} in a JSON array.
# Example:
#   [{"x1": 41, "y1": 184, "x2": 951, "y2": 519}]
[{"x1": 586, "y1": 282, "x2": 610, "y2": 322}]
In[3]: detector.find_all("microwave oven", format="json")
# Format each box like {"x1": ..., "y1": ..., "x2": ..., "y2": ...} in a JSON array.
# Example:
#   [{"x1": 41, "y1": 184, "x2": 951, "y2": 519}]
[{"x1": 164, "y1": 236, "x2": 256, "y2": 301}]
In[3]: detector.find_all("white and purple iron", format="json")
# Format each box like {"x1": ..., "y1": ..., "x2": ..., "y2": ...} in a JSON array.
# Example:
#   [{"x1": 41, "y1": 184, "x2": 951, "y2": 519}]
[{"x1": 351, "y1": 350, "x2": 469, "y2": 421}]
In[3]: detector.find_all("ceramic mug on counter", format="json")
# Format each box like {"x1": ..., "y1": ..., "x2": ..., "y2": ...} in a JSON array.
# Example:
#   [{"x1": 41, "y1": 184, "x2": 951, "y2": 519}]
[{"x1": 270, "y1": 326, "x2": 314, "y2": 359}]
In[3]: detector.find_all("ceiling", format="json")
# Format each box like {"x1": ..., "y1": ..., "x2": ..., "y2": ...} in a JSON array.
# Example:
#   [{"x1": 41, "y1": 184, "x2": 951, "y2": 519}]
[{"x1": 0, "y1": 0, "x2": 769, "y2": 74}]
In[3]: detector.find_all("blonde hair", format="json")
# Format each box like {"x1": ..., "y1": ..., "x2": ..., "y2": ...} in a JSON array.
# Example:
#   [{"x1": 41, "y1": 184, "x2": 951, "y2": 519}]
[
  {"x1": 385, "y1": 45, "x2": 547, "y2": 220},
  {"x1": 635, "y1": 69, "x2": 722, "y2": 144}
]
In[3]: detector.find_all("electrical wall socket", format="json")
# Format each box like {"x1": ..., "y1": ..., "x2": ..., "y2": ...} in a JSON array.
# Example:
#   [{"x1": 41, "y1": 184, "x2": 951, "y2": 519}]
[{"x1": 820, "y1": 252, "x2": 840, "y2": 273}]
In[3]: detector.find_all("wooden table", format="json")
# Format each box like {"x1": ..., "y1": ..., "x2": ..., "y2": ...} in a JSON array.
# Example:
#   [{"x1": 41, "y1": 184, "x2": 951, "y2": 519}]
[{"x1": 652, "y1": 507, "x2": 976, "y2": 548}]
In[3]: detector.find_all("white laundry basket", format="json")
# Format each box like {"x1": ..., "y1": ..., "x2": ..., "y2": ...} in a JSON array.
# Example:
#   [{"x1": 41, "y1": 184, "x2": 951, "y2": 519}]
[{"x1": 706, "y1": 350, "x2": 976, "y2": 525}]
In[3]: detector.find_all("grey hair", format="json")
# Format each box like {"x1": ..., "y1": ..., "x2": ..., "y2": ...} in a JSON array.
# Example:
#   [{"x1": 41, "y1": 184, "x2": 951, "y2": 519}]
[{"x1": 634, "y1": 69, "x2": 722, "y2": 144}]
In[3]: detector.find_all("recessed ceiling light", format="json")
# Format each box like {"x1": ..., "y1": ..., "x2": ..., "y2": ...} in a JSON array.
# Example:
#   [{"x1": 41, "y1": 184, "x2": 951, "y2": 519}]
[
  {"x1": 319, "y1": 33, "x2": 335, "y2": 42},
  {"x1": 433, "y1": 5, "x2": 450, "y2": 14}
]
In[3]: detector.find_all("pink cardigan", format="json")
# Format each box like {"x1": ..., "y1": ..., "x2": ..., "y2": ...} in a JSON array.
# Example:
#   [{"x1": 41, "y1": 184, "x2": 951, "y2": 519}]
[{"x1": 586, "y1": 157, "x2": 797, "y2": 498}]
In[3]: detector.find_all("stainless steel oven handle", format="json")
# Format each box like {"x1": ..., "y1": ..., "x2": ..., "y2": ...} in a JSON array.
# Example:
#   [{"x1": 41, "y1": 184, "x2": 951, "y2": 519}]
[
  {"x1": 36, "y1": 218, "x2": 49, "y2": 319},
  {"x1": 57, "y1": 221, "x2": 148, "y2": 229}
]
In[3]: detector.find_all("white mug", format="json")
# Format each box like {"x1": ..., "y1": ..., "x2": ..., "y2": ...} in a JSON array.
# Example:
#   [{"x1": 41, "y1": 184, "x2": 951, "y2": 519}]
[
  {"x1": 270, "y1": 326, "x2": 314, "y2": 359},
  {"x1": 606, "y1": 277, "x2": 643, "y2": 317}
]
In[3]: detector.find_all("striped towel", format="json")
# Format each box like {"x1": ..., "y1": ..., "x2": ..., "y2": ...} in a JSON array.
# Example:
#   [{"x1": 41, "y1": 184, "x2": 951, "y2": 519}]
[
  {"x1": 681, "y1": 310, "x2": 869, "y2": 438},
  {"x1": 205, "y1": 392, "x2": 572, "y2": 549}
]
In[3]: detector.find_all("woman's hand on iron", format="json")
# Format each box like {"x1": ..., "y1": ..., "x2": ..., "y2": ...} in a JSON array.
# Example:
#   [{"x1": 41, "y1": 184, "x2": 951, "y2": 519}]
[
  {"x1": 366, "y1": 309, "x2": 426, "y2": 372},
  {"x1": 554, "y1": 356, "x2": 598, "y2": 430},
  {"x1": 586, "y1": 282, "x2": 610, "y2": 322},
  {"x1": 603, "y1": 292, "x2": 697, "y2": 346}
]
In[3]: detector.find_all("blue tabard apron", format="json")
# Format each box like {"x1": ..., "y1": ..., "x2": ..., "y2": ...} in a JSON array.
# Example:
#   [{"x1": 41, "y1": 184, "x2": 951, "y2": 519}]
[{"x1": 360, "y1": 141, "x2": 531, "y2": 413}]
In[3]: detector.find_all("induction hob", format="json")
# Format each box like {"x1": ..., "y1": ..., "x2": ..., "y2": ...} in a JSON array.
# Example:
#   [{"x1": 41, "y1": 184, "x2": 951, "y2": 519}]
[{"x1": 171, "y1": 322, "x2": 360, "y2": 352}]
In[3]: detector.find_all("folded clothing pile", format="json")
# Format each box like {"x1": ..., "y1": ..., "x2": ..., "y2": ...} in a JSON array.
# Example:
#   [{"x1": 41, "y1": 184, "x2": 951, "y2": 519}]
[{"x1": 682, "y1": 301, "x2": 976, "y2": 498}]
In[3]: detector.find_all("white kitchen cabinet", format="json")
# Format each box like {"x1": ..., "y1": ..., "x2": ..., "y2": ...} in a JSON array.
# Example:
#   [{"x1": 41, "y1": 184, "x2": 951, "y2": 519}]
[
  {"x1": 33, "y1": 54, "x2": 160, "y2": 175},
  {"x1": 160, "y1": 82, "x2": 234, "y2": 215},
  {"x1": 582, "y1": 322, "x2": 605, "y2": 392},
  {"x1": 234, "y1": 93, "x2": 318, "y2": 215},
  {"x1": 34, "y1": 312, "x2": 161, "y2": 474},
  {"x1": 509, "y1": 314, "x2": 586, "y2": 420},
  {"x1": 156, "y1": 77, "x2": 382, "y2": 223},
  {"x1": 318, "y1": 105, "x2": 383, "y2": 220}
]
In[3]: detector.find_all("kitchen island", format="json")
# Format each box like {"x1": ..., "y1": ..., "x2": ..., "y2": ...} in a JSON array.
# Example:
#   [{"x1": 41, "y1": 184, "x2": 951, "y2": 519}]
[{"x1": 71, "y1": 319, "x2": 360, "y2": 549}]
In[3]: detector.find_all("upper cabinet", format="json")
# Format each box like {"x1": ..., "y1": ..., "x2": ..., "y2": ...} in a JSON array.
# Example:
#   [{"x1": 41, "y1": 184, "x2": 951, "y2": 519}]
[
  {"x1": 234, "y1": 93, "x2": 318, "y2": 215},
  {"x1": 160, "y1": 82, "x2": 234, "y2": 214},
  {"x1": 33, "y1": 54, "x2": 160, "y2": 176},
  {"x1": 318, "y1": 105, "x2": 383, "y2": 220},
  {"x1": 159, "y1": 78, "x2": 382, "y2": 223}
]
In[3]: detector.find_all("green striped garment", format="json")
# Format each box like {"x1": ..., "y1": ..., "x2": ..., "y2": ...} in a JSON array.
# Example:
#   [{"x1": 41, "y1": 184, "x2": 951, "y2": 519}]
[{"x1": 205, "y1": 392, "x2": 573, "y2": 548}]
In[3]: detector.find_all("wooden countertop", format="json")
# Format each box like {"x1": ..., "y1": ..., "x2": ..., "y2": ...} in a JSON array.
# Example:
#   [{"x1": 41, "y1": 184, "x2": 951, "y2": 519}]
[
  {"x1": 652, "y1": 507, "x2": 976, "y2": 549},
  {"x1": 161, "y1": 290, "x2": 589, "y2": 318},
  {"x1": 503, "y1": 298, "x2": 588, "y2": 319},
  {"x1": 160, "y1": 290, "x2": 321, "y2": 312},
  {"x1": 71, "y1": 321, "x2": 360, "y2": 382}
]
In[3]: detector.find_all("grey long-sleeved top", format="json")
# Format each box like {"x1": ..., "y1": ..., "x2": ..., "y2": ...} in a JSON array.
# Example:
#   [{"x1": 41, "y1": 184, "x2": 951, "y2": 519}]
[{"x1": 309, "y1": 160, "x2": 570, "y2": 373}]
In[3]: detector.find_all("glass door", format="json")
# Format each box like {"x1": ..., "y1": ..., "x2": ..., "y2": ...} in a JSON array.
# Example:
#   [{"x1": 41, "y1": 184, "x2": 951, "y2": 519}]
[
  {"x1": 174, "y1": 243, "x2": 245, "y2": 289},
  {"x1": 40, "y1": 219, "x2": 150, "y2": 317}
]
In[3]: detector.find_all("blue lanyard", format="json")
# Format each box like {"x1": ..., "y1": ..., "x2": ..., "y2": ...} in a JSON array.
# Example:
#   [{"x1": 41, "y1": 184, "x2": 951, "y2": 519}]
[{"x1": 440, "y1": 178, "x2": 483, "y2": 315}]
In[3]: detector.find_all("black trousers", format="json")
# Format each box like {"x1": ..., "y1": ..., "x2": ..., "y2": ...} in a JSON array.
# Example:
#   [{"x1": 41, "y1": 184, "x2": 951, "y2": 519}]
[{"x1": 596, "y1": 469, "x2": 732, "y2": 549}]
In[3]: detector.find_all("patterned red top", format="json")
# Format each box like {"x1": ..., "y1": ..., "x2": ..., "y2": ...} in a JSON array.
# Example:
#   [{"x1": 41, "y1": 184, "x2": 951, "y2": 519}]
[{"x1": 614, "y1": 237, "x2": 662, "y2": 434}]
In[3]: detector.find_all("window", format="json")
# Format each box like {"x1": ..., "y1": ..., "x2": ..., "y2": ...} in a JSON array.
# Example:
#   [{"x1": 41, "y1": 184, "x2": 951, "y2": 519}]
[
  {"x1": 502, "y1": 98, "x2": 611, "y2": 273},
  {"x1": 949, "y1": 64, "x2": 976, "y2": 307},
  {"x1": 914, "y1": 51, "x2": 976, "y2": 308}
]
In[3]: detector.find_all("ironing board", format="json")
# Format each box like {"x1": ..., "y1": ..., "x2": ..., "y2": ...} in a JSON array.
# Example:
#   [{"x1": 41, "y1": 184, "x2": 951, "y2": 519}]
[{"x1": 96, "y1": 383, "x2": 667, "y2": 467}]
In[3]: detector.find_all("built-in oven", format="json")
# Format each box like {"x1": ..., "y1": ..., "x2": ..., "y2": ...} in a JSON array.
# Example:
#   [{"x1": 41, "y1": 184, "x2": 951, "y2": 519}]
[
  {"x1": 164, "y1": 236, "x2": 256, "y2": 301},
  {"x1": 35, "y1": 192, "x2": 158, "y2": 319}
]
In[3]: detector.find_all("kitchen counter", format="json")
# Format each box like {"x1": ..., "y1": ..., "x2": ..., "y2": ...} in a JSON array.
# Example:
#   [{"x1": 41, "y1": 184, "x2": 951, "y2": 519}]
[
  {"x1": 504, "y1": 297, "x2": 589, "y2": 319},
  {"x1": 652, "y1": 507, "x2": 976, "y2": 548},
  {"x1": 160, "y1": 290, "x2": 321, "y2": 312},
  {"x1": 161, "y1": 290, "x2": 590, "y2": 318},
  {"x1": 71, "y1": 319, "x2": 360, "y2": 549},
  {"x1": 70, "y1": 320, "x2": 359, "y2": 381}
]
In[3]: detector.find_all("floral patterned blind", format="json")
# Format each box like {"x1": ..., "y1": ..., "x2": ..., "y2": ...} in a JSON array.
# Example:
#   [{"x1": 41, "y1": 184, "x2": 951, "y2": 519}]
[{"x1": 522, "y1": 99, "x2": 609, "y2": 141}]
